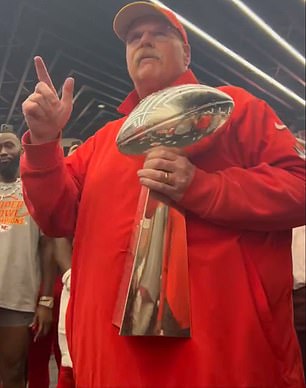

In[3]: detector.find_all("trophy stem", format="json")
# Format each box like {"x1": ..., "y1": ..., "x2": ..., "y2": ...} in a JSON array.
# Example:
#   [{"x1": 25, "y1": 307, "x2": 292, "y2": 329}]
[
  {"x1": 115, "y1": 85, "x2": 234, "y2": 337},
  {"x1": 116, "y1": 186, "x2": 191, "y2": 337}
]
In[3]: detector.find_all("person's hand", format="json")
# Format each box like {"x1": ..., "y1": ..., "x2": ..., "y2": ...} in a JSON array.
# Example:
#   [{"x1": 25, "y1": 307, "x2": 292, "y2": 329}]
[
  {"x1": 30, "y1": 305, "x2": 53, "y2": 342},
  {"x1": 137, "y1": 146, "x2": 195, "y2": 203},
  {"x1": 22, "y1": 56, "x2": 74, "y2": 144}
]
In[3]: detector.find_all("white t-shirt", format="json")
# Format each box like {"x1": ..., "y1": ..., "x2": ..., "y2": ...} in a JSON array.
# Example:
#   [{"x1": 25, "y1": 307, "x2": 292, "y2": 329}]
[
  {"x1": 0, "y1": 178, "x2": 41, "y2": 312},
  {"x1": 292, "y1": 225, "x2": 306, "y2": 290}
]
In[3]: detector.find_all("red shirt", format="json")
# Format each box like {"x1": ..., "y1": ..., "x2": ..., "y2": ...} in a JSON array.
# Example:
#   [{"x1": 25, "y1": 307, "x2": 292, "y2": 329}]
[{"x1": 21, "y1": 70, "x2": 305, "y2": 387}]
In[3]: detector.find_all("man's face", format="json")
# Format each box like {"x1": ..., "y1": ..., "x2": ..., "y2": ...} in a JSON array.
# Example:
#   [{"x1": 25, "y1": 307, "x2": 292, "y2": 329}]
[
  {"x1": 0, "y1": 133, "x2": 21, "y2": 180},
  {"x1": 126, "y1": 16, "x2": 190, "y2": 96}
]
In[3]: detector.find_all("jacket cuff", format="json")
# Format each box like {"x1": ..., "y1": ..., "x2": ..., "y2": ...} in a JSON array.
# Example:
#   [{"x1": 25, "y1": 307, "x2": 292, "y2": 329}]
[
  {"x1": 178, "y1": 167, "x2": 219, "y2": 217},
  {"x1": 22, "y1": 130, "x2": 64, "y2": 169}
]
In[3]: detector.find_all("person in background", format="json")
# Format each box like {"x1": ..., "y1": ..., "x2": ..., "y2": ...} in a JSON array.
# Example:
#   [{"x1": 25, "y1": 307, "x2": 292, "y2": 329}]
[
  {"x1": 20, "y1": 2, "x2": 305, "y2": 387},
  {"x1": 292, "y1": 224, "x2": 306, "y2": 374},
  {"x1": 55, "y1": 142, "x2": 80, "y2": 388},
  {"x1": 53, "y1": 238, "x2": 74, "y2": 388},
  {"x1": 0, "y1": 127, "x2": 55, "y2": 388},
  {"x1": 26, "y1": 141, "x2": 81, "y2": 388},
  {"x1": 27, "y1": 274, "x2": 62, "y2": 388}
]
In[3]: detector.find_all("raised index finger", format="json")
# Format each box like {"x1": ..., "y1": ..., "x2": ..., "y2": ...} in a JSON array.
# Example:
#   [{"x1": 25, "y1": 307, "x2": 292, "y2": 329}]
[{"x1": 34, "y1": 56, "x2": 57, "y2": 94}]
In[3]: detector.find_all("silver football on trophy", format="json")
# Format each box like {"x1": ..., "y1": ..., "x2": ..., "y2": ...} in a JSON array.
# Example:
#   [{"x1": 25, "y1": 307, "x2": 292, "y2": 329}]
[{"x1": 116, "y1": 84, "x2": 234, "y2": 155}]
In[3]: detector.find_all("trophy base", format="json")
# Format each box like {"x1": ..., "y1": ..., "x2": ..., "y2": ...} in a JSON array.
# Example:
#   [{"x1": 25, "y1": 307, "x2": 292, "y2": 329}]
[{"x1": 120, "y1": 298, "x2": 191, "y2": 337}]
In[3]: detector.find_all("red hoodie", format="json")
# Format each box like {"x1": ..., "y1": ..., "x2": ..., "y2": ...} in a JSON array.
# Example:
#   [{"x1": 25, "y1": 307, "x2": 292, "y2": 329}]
[{"x1": 21, "y1": 70, "x2": 305, "y2": 387}]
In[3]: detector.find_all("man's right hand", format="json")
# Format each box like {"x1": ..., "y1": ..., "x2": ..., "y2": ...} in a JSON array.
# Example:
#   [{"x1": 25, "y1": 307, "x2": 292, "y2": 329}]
[{"x1": 22, "y1": 56, "x2": 74, "y2": 144}]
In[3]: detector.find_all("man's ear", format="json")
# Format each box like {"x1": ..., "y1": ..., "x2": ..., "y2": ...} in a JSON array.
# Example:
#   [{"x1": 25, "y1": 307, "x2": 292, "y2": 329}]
[{"x1": 183, "y1": 43, "x2": 191, "y2": 68}]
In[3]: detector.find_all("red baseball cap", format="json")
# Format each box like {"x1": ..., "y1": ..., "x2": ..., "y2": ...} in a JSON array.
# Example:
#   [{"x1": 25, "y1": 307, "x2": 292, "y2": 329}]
[{"x1": 113, "y1": 1, "x2": 188, "y2": 45}]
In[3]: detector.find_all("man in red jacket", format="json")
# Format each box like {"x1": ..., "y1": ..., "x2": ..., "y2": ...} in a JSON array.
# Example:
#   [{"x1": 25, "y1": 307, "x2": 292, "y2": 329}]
[
  {"x1": 20, "y1": 1, "x2": 305, "y2": 387},
  {"x1": 0, "y1": 128, "x2": 55, "y2": 388}
]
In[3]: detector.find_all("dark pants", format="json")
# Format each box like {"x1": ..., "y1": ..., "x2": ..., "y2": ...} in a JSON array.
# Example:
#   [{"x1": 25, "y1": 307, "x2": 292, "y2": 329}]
[{"x1": 293, "y1": 286, "x2": 306, "y2": 377}]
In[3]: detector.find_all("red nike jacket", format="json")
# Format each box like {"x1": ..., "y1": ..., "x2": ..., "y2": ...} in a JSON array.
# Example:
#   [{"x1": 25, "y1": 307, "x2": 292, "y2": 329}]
[{"x1": 21, "y1": 70, "x2": 305, "y2": 387}]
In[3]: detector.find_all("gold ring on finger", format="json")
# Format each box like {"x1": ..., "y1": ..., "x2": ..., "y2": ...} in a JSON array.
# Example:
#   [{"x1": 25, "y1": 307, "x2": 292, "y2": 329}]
[{"x1": 164, "y1": 171, "x2": 169, "y2": 183}]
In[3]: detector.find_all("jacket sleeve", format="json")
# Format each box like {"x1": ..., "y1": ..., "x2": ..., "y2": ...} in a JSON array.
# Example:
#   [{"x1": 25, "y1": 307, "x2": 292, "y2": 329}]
[
  {"x1": 20, "y1": 131, "x2": 96, "y2": 237},
  {"x1": 179, "y1": 96, "x2": 305, "y2": 231}
]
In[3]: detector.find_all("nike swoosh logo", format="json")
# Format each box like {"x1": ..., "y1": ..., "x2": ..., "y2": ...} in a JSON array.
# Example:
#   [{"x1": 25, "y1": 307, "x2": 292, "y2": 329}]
[{"x1": 274, "y1": 122, "x2": 287, "y2": 130}]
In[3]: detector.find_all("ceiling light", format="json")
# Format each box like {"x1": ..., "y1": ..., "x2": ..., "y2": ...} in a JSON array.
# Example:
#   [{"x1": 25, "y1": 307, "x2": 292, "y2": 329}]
[
  {"x1": 149, "y1": 0, "x2": 306, "y2": 107},
  {"x1": 230, "y1": 0, "x2": 305, "y2": 66},
  {"x1": 97, "y1": 104, "x2": 105, "y2": 109}
]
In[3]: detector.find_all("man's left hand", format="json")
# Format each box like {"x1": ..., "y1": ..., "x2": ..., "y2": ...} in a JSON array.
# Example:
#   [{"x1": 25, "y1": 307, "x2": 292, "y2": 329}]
[
  {"x1": 30, "y1": 305, "x2": 53, "y2": 342},
  {"x1": 137, "y1": 146, "x2": 195, "y2": 202}
]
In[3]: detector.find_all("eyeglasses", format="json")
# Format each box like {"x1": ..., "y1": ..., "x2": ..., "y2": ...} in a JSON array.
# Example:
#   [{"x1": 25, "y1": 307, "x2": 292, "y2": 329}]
[{"x1": 125, "y1": 25, "x2": 182, "y2": 45}]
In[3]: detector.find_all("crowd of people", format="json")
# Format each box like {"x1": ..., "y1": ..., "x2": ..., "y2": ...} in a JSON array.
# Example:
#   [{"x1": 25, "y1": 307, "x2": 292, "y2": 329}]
[
  {"x1": 0, "y1": 1, "x2": 305, "y2": 387},
  {"x1": 0, "y1": 129, "x2": 76, "y2": 387}
]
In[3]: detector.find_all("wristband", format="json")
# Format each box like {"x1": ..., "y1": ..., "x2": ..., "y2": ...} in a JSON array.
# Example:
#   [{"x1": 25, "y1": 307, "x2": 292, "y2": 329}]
[{"x1": 38, "y1": 296, "x2": 54, "y2": 309}]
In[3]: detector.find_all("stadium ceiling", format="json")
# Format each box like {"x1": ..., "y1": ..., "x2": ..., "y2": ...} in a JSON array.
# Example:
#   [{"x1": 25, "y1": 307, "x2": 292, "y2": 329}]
[{"x1": 0, "y1": 0, "x2": 305, "y2": 141}]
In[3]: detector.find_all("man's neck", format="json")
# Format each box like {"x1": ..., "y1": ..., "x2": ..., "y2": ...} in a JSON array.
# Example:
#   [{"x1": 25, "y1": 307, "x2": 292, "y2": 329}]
[
  {"x1": 118, "y1": 69, "x2": 199, "y2": 116},
  {"x1": 0, "y1": 173, "x2": 18, "y2": 184},
  {"x1": 136, "y1": 75, "x2": 181, "y2": 100}
]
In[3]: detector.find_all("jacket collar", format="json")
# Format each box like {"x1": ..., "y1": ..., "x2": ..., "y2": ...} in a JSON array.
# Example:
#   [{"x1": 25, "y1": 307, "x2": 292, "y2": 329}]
[{"x1": 117, "y1": 69, "x2": 199, "y2": 116}]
